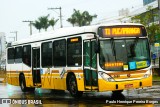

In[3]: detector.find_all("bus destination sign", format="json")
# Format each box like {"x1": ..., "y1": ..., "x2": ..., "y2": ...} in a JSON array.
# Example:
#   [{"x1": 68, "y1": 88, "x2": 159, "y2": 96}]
[{"x1": 100, "y1": 26, "x2": 146, "y2": 37}]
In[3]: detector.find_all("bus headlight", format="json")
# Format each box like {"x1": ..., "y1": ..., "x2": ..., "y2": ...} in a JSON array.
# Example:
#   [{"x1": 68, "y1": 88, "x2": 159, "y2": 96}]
[
  {"x1": 143, "y1": 69, "x2": 152, "y2": 78},
  {"x1": 99, "y1": 72, "x2": 115, "y2": 82},
  {"x1": 144, "y1": 74, "x2": 149, "y2": 78}
]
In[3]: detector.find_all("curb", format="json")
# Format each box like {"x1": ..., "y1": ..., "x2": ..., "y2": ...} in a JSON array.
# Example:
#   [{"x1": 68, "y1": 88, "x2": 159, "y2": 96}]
[{"x1": 153, "y1": 81, "x2": 160, "y2": 82}]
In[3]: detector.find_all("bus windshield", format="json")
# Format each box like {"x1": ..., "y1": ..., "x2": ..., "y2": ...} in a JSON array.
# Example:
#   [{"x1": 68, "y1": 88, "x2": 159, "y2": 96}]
[{"x1": 99, "y1": 38, "x2": 150, "y2": 71}]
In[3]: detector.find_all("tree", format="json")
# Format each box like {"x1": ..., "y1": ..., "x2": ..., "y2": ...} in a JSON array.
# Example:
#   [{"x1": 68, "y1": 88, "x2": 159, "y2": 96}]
[
  {"x1": 38, "y1": 14, "x2": 50, "y2": 31},
  {"x1": 82, "y1": 11, "x2": 97, "y2": 25},
  {"x1": 67, "y1": 15, "x2": 76, "y2": 27},
  {"x1": 131, "y1": 6, "x2": 160, "y2": 44},
  {"x1": 32, "y1": 20, "x2": 42, "y2": 32},
  {"x1": 67, "y1": 9, "x2": 97, "y2": 27},
  {"x1": 49, "y1": 18, "x2": 59, "y2": 30},
  {"x1": 33, "y1": 14, "x2": 59, "y2": 32}
]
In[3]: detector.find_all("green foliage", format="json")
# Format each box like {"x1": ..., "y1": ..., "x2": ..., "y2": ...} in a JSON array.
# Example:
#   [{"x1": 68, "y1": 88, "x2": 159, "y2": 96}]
[
  {"x1": 49, "y1": 18, "x2": 59, "y2": 30},
  {"x1": 32, "y1": 14, "x2": 59, "y2": 32},
  {"x1": 131, "y1": 6, "x2": 160, "y2": 44},
  {"x1": 67, "y1": 15, "x2": 76, "y2": 27},
  {"x1": 32, "y1": 20, "x2": 42, "y2": 32},
  {"x1": 38, "y1": 14, "x2": 50, "y2": 31},
  {"x1": 67, "y1": 9, "x2": 97, "y2": 27}
]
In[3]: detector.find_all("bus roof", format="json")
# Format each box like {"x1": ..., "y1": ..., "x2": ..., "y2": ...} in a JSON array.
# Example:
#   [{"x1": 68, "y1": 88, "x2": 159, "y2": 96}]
[{"x1": 11, "y1": 23, "x2": 143, "y2": 46}]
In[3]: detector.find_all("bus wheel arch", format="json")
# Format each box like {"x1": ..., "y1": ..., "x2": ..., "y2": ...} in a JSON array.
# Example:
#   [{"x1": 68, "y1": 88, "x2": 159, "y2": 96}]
[{"x1": 66, "y1": 72, "x2": 83, "y2": 98}]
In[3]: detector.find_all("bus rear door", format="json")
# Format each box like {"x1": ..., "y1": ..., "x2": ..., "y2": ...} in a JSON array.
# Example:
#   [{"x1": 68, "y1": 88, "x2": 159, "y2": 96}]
[
  {"x1": 83, "y1": 39, "x2": 98, "y2": 91},
  {"x1": 32, "y1": 47, "x2": 41, "y2": 86}
]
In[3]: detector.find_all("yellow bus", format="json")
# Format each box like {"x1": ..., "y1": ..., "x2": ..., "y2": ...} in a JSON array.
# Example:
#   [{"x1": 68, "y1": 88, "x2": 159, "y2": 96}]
[{"x1": 6, "y1": 23, "x2": 152, "y2": 97}]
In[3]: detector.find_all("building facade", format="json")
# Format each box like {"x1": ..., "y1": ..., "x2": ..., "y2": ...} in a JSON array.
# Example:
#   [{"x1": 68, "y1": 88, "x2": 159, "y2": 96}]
[
  {"x1": 0, "y1": 32, "x2": 6, "y2": 69},
  {"x1": 0, "y1": 32, "x2": 6, "y2": 55}
]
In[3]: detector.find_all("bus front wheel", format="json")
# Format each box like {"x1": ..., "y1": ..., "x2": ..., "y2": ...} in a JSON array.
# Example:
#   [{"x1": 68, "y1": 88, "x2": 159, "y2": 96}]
[
  {"x1": 68, "y1": 75, "x2": 83, "y2": 98},
  {"x1": 112, "y1": 90, "x2": 123, "y2": 94}
]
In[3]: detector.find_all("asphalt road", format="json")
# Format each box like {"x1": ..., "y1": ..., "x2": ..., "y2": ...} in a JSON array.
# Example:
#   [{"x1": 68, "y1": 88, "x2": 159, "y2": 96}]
[{"x1": 0, "y1": 82, "x2": 160, "y2": 107}]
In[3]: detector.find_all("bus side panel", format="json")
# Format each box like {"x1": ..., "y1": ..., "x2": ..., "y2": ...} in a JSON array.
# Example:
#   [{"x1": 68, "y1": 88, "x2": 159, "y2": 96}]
[
  {"x1": 24, "y1": 73, "x2": 33, "y2": 87},
  {"x1": 76, "y1": 73, "x2": 85, "y2": 91},
  {"x1": 12, "y1": 63, "x2": 22, "y2": 86},
  {"x1": 9, "y1": 64, "x2": 14, "y2": 85},
  {"x1": 53, "y1": 73, "x2": 66, "y2": 90},
  {"x1": 6, "y1": 64, "x2": 12, "y2": 85},
  {"x1": 41, "y1": 73, "x2": 55, "y2": 89},
  {"x1": 40, "y1": 69, "x2": 54, "y2": 89},
  {"x1": 23, "y1": 64, "x2": 33, "y2": 87},
  {"x1": 7, "y1": 63, "x2": 21, "y2": 86}
]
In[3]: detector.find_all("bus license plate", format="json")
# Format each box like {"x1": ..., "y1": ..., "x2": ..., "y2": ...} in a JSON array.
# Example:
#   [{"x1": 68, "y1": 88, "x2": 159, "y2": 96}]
[{"x1": 125, "y1": 84, "x2": 133, "y2": 89}]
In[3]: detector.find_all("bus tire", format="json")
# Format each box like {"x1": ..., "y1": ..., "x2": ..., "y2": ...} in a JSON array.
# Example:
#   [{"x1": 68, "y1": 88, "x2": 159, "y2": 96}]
[
  {"x1": 68, "y1": 74, "x2": 83, "y2": 98},
  {"x1": 112, "y1": 90, "x2": 123, "y2": 94},
  {"x1": 19, "y1": 74, "x2": 28, "y2": 92},
  {"x1": 28, "y1": 87, "x2": 35, "y2": 92}
]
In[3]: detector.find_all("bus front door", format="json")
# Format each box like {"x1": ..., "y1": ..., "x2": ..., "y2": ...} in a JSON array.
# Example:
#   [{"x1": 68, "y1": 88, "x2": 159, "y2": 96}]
[
  {"x1": 83, "y1": 40, "x2": 98, "y2": 91},
  {"x1": 32, "y1": 47, "x2": 41, "y2": 86}
]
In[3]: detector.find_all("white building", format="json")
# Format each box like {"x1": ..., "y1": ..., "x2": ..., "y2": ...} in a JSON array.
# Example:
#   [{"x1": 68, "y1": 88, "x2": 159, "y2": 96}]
[
  {"x1": 96, "y1": 0, "x2": 158, "y2": 24},
  {"x1": 0, "y1": 32, "x2": 6, "y2": 54},
  {"x1": 0, "y1": 32, "x2": 6, "y2": 69}
]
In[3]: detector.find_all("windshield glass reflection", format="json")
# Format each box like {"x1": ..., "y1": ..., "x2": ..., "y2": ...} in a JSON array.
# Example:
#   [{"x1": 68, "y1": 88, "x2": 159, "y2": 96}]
[{"x1": 100, "y1": 38, "x2": 150, "y2": 71}]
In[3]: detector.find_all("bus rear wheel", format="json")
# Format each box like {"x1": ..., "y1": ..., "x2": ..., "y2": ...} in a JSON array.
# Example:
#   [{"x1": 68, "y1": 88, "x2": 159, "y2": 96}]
[
  {"x1": 19, "y1": 75, "x2": 35, "y2": 92},
  {"x1": 19, "y1": 75, "x2": 28, "y2": 92},
  {"x1": 28, "y1": 87, "x2": 35, "y2": 92},
  {"x1": 68, "y1": 75, "x2": 83, "y2": 98}
]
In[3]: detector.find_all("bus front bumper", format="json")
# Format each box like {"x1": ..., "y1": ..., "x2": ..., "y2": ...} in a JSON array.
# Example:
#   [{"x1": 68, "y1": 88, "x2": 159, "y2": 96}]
[{"x1": 98, "y1": 75, "x2": 152, "y2": 92}]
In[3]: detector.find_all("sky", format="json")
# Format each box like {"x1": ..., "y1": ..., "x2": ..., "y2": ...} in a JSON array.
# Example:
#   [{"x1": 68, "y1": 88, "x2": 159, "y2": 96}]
[{"x1": 0, "y1": 0, "x2": 143, "y2": 42}]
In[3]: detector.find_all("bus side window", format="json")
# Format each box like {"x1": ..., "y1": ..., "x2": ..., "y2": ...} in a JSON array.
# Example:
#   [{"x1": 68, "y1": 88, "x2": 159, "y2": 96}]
[
  {"x1": 53, "y1": 39, "x2": 66, "y2": 66},
  {"x1": 8, "y1": 48, "x2": 15, "y2": 64},
  {"x1": 15, "y1": 46, "x2": 23, "y2": 63},
  {"x1": 41, "y1": 42, "x2": 52, "y2": 67},
  {"x1": 67, "y1": 37, "x2": 82, "y2": 66},
  {"x1": 23, "y1": 45, "x2": 31, "y2": 67}
]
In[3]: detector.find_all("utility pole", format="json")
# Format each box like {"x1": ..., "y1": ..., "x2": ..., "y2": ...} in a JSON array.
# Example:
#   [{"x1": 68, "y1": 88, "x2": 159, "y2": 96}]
[
  {"x1": 23, "y1": 20, "x2": 33, "y2": 35},
  {"x1": 48, "y1": 7, "x2": 63, "y2": 28},
  {"x1": 10, "y1": 31, "x2": 18, "y2": 41},
  {"x1": 158, "y1": 0, "x2": 160, "y2": 24},
  {"x1": 158, "y1": 0, "x2": 160, "y2": 10}
]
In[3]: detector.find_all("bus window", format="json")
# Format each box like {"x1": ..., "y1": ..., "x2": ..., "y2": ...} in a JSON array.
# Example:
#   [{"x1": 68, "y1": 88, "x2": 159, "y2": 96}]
[
  {"x1": 23, "y1": 45, "x2": 31, "y2": 67},
  {"x1": 53, "y1": 39, "x2": 66, "y2": 66},
  {"x1": 42, "y1": 42, "x2": 52, "y2": 67},
  {"x1": 7, "y1": 48, "x2": 15, "y2": 64},
  {"x1": 15, "y1": 46, "x2": 22, "y2": 63},
  {"x1": 67, "y1": 37, "x2": 82, "y2": 66},
  {"x1": 100, "y1": 38, "x2": 150, "y2": 71}
]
